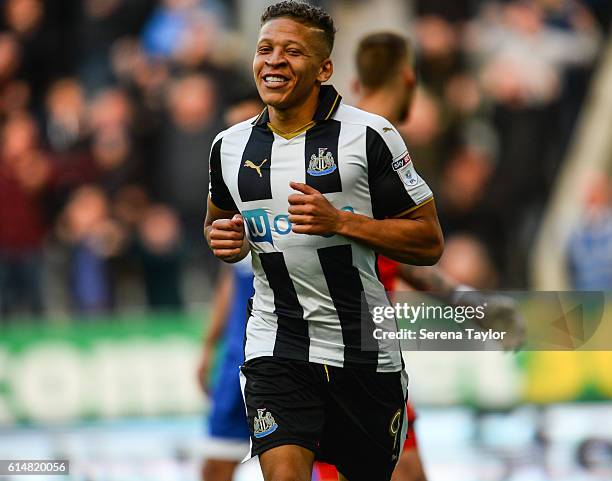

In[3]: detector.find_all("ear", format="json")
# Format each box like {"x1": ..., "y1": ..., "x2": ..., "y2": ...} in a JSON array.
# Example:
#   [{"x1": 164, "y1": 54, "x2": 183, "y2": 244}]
[
  {"x1": 402, "y1": 65, "x2": 416, "y2": 90},
  {"x1": 317, "y1": 58, "x2": 334, "y2": 83},
  {"x1": 351, "y1": 78, "x2": 361, "y2": 96}
]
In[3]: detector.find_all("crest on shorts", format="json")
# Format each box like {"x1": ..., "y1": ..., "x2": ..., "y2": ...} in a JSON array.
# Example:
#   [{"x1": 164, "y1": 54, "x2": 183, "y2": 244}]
[
  {"x1": 253, "y1": 408, "x2": 278, "y2": 438},
  {"x1": 307, "y1": 148, "x2": 337, "y2": 176}
]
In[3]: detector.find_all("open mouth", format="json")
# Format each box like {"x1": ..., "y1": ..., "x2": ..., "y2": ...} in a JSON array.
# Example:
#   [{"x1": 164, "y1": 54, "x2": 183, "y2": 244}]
[{"x1": 262, "y1": 74, "x2": 290, "y2": 88}]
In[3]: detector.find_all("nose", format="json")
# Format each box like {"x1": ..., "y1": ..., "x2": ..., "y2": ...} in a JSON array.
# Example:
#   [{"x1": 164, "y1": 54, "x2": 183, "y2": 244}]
[{"x1": 265, "y1": 47, "x2": 286, "y2": 67}]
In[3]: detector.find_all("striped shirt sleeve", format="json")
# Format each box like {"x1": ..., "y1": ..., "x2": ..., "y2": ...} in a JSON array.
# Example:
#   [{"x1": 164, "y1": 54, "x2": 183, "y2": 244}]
[
  {"x1": 366, "y1": 124, "x2": 432, "y2": 219},
  {"x1": 208, "y1": 137, "x2": 238, "y2": 211}
]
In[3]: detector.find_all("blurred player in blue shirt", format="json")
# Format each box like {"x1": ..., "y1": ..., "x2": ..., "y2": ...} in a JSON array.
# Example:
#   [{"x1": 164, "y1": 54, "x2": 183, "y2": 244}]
[{"x1": 197, "y1": 256, "x2": 254, "y2": 481}]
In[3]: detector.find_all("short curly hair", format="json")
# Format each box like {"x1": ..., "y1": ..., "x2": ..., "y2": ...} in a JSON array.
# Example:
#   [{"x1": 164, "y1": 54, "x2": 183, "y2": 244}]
[{"x1": 261, "y1": 1, "x2": 336, "y2": 56}]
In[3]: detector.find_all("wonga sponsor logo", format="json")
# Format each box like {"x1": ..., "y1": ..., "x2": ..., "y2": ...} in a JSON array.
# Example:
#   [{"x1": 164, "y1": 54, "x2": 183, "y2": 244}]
[
  {"x1": 243, "y1": 206, "x2": 354, "y2": 245},
  {"x1": 243, "y1": 209, "x2": 274, "y2": 244}
]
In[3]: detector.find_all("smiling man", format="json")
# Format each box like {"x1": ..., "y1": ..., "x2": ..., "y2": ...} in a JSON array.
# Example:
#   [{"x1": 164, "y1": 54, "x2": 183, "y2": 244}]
[{"x1": 203, "y1": 2, "x2": 443, "y2": 481}]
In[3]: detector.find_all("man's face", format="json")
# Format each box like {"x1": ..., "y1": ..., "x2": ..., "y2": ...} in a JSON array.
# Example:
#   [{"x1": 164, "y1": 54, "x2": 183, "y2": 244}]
[{"x1": 253, "y1": 17, "x2": 332, "y2": 110}]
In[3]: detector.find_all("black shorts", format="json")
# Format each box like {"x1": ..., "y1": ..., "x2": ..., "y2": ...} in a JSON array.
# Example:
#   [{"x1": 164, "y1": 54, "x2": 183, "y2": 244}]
[{"x1": 240, "y1": 357, "x2": 408, "y2": 481}]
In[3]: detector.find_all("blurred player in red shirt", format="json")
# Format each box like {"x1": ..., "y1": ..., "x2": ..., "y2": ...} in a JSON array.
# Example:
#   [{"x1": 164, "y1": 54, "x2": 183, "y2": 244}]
[{"x1": 315, "y1": 31, "x2": 524, "y2": 481}]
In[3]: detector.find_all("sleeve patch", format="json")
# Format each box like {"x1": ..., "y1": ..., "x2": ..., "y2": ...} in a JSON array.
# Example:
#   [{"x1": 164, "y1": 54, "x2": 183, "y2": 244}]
[
  {"x1": 392, "y1": 152, "x2": 411, "y2": 171},
  {"x1": 393, "y1": 153, "x2": 421, "y2": 187}
]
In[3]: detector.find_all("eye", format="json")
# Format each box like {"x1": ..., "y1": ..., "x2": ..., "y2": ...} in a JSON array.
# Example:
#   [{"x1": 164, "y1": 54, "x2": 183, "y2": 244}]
[
  {"x1": 286, "y1": 49, "x2": 302, "y2": 56},
  {"x1": 257, "y1": 46, "x2": 272, "y2": 54}
]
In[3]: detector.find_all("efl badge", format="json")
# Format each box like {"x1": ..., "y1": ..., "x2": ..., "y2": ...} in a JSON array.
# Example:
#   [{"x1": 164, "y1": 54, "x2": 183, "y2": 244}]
[{"x1": 392, "y1": 153, "x2": 419, "y2": 187}]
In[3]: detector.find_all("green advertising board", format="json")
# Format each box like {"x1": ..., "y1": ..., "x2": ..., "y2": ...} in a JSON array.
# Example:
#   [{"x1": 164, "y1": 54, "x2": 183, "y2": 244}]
[
  {"x1": 0, "y1": 313, "x2": 205, "y2": 425},
  {"x1": 1, "y1": 314, "x2": 611, "y2": 426}
]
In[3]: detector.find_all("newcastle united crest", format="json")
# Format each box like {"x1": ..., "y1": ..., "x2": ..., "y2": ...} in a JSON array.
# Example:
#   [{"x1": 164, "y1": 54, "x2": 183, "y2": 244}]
[
  {"x1": 253, "y1": 408, "x2": 278, "y2": 438},
  {"x1": 307, "y1": 148, "x2": 337, "y2": 176}
]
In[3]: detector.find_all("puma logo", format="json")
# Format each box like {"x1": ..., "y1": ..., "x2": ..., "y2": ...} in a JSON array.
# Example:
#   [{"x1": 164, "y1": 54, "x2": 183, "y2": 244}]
[
  {"x1": 244, "y1": 159, "x2": 268, "y2": 177},
  {"x1": 383, "y1": 127, "x2": 395, "y2": 133}
]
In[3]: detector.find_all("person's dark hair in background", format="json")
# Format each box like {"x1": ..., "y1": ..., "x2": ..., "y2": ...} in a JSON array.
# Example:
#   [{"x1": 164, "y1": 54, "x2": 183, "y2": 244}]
[
  {"x1": 355, "y1": 32, "x2": 416, "y2": 124},
  {"x1": 356, "y1": 32, "x2": 412, "y2": 90}
]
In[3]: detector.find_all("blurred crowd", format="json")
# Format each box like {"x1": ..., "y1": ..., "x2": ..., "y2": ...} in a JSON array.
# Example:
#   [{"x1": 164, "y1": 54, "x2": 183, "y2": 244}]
[
  {"x1": 0, "y1": 0, "x2": 610, "y2": 319},
  {"x1": 397, "y1": 0, "x2": 608, "y2": 291}
]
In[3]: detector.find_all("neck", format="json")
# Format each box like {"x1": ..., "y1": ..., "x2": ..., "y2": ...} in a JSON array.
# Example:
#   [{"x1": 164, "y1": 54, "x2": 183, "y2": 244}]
[
  {"x1": 357, "y1": 87, "x2": 403, "y2": 125},
  {"x1": 268, "y1": 86, "x2": 321, "y2": 133}
]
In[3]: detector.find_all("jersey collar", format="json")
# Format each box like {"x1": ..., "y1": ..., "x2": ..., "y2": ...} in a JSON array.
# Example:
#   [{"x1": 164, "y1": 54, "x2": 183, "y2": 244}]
[{"x1": 252, "y1": 85, "x2": 342, "y2": 127}]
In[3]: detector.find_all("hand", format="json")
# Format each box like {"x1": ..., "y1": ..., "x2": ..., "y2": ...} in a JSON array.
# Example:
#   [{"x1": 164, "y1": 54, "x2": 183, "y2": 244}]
[
  {"x1": 208, "y1": 214, "x2": 245, "y2": 261},
  {"x1": 455, "y1": 290, "x2": 527, "y2": 351},
  {"x1": 483, "y1": 294, "x2": 527, "y2": 351},
  {"x1": 288, "y1": 182, "x2": 341, "y2": 235}
]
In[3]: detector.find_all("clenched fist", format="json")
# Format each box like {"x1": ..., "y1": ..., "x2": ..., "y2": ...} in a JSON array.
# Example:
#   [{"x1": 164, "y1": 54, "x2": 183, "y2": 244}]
[
  {"x1": 288, "y1": 181, "x2": 341, "y2": 235},
  {"x1": 208, "y1": 214, "x2": 246, "y2": 262}
]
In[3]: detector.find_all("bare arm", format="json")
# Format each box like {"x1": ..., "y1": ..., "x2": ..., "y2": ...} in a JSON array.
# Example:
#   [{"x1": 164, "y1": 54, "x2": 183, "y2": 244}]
[
  {"x1": 204, "y1": 265, "x2": 233, "y2": 351},
  {"x1": 398, "y1": 265, "x2": 457, "y2": 300},
  {"x1": 335, "y1": 201, "x2": 444, "y2": 265},
  {"x1": 197, "y1": 265, "x2": 233, "y2": 392},
  {"x1": 391, "y1": 449, "x2": 428, "y2": 481},
  {"x1": 288, "y1": 182, "x2": 444, "y2": 265},
  {"x1": 398, "y1": 264, "x2": 526, "y2": 351},
  {"x1": 204, "y1": 197, "x2": 250, "y2": 263}
]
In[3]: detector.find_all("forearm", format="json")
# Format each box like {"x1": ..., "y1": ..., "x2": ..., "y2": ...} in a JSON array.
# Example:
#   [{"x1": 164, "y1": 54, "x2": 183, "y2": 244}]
[
  {"x1": 334, "y1": 209, "x2": 443, "y2": 265},
  {"x1": 203, "y1": 314, "x2": 225, "y2": 351},
  {"x1": 398, "y1": 265, "x2": 458, "y2": 300},
  {"x1": 203, "y1": 267, "x2": 233, "y2": 349}
]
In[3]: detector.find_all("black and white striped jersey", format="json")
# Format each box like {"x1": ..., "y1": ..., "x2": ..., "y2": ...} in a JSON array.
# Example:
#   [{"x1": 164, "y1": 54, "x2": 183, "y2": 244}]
[{"x1": 209, "y1": 85, "x2": 433, "y2": 372}]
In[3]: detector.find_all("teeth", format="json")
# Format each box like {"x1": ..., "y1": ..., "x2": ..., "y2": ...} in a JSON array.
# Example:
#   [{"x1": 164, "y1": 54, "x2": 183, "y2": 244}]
[{"x1": 265, "y1": 76, "x2": 287, "y2": 82}]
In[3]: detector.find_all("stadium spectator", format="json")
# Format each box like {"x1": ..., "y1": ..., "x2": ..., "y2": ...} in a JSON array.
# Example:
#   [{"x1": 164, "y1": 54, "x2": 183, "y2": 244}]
[
  {"x1": 56, "y1": 185, "x2": 125, "y2": 314},
  {"x1": 47, "y1": 87, "x2": 141, "y2": 208},
  {"x1": 110, "y1": 36, "x2": 170, "y2": 109},
  {"x1": 77, "y1": 0, "x2": 154, "y2": 93},
  {"x1": 436, "y1": 141, "x2": 497, "y2": 244},
  {"x1": 0, "y1": 33, "x2": 30, "y2": 117},
  {"x1": 568, "y1": 173, "x2": 612, "y2": 289},
  {"x1": 112, "y1": 184, "x2": 150, "y2": 230},
  {"x1": 44, "y1": 78, "x2": 87, "y2": 154},
  {"x1": 152, "y1": 74, "x2": 221, "y2": 243},
  {"x1": 438, "y1": 234, "x2": 499, "y2": 289},
  {"x1": 44, "y1": 78, "x2": 92, "y2": 213},
  {"x1": 465, "y1": 0, "x2": 601, "y2": 285},
  {"x1": 0, "y1": 32, "x2": 21, "y2": 87},
  {"x1": 414, "y1": 0, "x2": 476, "y2": 23},
  {"x1": 414, "y1": 15, "x2": 463, "y2": 97},
  {"x1": 2, "y1": 0, "x2": 62, "y2": 108},
  {"x1": 0, "y1": 111, "x2": 51, "y2": 317},
  {"x1": 82, "y1": 89, "x2": 144, "y2": 198},
  {"x1": 0, "y1": 0, "x2": 607, "y2": 316},
  {"x1": 172, "y1": 8, "x2": 220, "y2": 70},
  {"x1": 136, "y1": 203, "x2": 184, "y2": 310},
  {"x1": 141, "y1": 0, "x2": 217, "y2": 59},
  {"x1": 169, "y1": 9, "x2": 252, "y2": 110}
]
